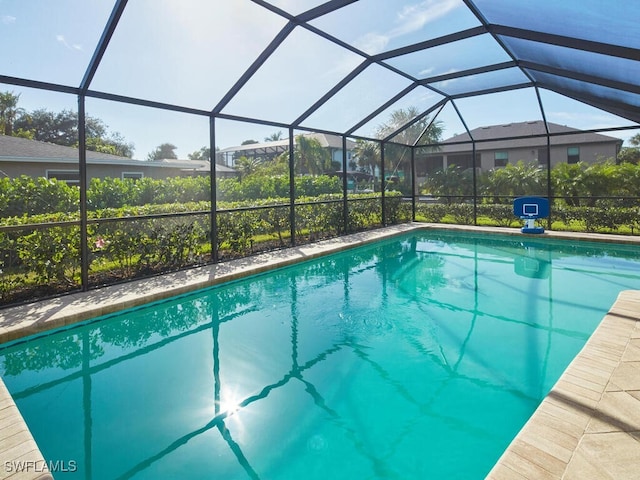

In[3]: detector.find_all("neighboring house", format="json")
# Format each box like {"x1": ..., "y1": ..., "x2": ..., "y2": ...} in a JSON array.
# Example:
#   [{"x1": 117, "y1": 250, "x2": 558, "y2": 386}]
[
  {"x1": 218, "y1": 132, "x2": 356, "y2": 168},
  {"x1": 0, "y1": 135, "x2": 237, "y2": 183},
  {"x1": 416, "y1": 121, "x2": 623, "y2": 179}
]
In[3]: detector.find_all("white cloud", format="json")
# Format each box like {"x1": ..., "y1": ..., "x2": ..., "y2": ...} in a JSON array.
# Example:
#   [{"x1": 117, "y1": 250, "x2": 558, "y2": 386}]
[
  {"x1": 550, "y1": 111, "x2": 615, "y2": 124},
  {"x1": 354, "y1": 0, "x2": 462, "y2": 54},
  {"x1": 548, "y1": 110, "x2": 636, "y2": 136},
  {"x1": 1, "y1": 14, "x2": 16, "y2": 24},
  {"x1": 355, "y1": 32, "x2": 390, "y2": 54},
  {"x1": 394, "y1": 0, "x2": 460, "y2": 37},
  {"x1": 420, "y1": 68, "x2": 459, "y2": 90},
  {"x1": 56, "y1": 34, "x2": 83, "y2": 51}
]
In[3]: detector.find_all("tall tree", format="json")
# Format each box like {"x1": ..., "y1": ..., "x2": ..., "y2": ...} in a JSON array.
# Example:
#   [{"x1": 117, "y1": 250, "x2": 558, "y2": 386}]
[
  {"x1": 20, "y1": 109, "x2": 73, "y2": 144},
  {"x1": 80, "y1": 131, "x2": 134, "y2": 158},
  {"x1": 83, "y1": 135, "x2": 132, "y2": 157},
  {"x1": 16, "y1": 109, "x2": 95, "y2": 145},
  {"x1": 617, "y1": 147, "x2": 640, "y2": 164},
  {"x1": 374, "y1": 107, "x2": 443, "y2": 187},
  {"x1": 188, "y1": 146, "x2": 211, "y2": 161},
  {"x1": 147, "y1": 143, "x2": 178, "y2": 161},
  {"x1": 12, "y1": 106, "x2": 134, "y2": 157},
  {"x1": 618, "y1": 134, "x2": 640, "y2": 164},
  {"x1": 0, "y1": 91, "x2": 23, "y2": 136}
]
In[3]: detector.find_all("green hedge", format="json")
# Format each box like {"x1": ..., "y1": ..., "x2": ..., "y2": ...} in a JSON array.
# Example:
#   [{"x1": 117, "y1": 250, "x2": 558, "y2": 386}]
[
  {"x1": 0, "y1": 176, "x2": 79, "y2": 217},
  {"x1": 0, "y1": 191, "x2": 402, "y2": 306},
  {"x1": 416, "y1": 202, "x2": 640, "y2": 233},
  {"x1": 0, "y1": 172, "x2": 385, "y2": 230},
  {"x1": 422, "y1": 160, "x2": 640, "y2": 207},
  {"x1": 0, "y1": 174, "x2": 345, "y2": 217}
]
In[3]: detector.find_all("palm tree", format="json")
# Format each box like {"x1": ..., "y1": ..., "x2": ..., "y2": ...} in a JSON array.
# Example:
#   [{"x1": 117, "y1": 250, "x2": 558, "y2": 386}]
[
  {"x1": 551, "y1": 162, "x2": 585, "y2": 206},
  {"x1": 235, "y1": 156, "x2": 261, "y2": 182},
  {"x1": 485, "y1": 161, "x2": 544, "y2": 202},
  {"x1": 424, "y1": 164, "x2": 472, "y2": 203},
  {"x1": 374, "y1": 107, "x2": 443, "y2": 146},
  {"x1": 264, "y1": 131, "x2": 283, "y2": 142},
  {"x1": 295, "y1": 135, "x2": 331, "y2": 175},
  {"x1": 353, "y1": 139, "x2": 379, "y2": 176},
  {"x1": 0, "y1": 91, "x2": 23, "y2": 136},
  {"x1": 581, "y1": 161, "x2": 618, "y2": 207}
]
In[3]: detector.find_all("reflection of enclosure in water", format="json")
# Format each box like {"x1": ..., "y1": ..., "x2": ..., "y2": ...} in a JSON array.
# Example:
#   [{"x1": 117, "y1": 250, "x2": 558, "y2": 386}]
[{"x1": 514, "y1": 243, "x2": 552, "y2": 279}]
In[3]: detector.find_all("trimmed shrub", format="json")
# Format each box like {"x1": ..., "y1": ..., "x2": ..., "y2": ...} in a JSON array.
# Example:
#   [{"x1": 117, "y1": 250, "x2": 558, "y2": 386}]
[
  {"x1": 0, "y1": 176, "x2": 78, "y2": 217},
  {"x1": 477, "y1": 204, "x2": 518, "y2": 227}
]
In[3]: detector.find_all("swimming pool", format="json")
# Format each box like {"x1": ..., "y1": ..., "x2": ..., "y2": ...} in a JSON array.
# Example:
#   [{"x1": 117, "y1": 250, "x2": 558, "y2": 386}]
[{"x1": 2, "y1": 231, "x2": 640, "y2": 479}]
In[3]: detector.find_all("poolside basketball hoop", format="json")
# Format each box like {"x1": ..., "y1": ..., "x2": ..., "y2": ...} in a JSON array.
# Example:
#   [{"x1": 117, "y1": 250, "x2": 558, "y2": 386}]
[{"x1": 513, "y1": 197, "x2": 549, "y2": 234}]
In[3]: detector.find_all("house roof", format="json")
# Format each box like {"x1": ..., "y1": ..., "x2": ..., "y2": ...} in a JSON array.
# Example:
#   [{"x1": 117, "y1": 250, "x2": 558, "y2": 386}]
[
  {"x1": 218, "y1": 138, "x2": 288, "y2": 155},
  {"x1": 0, "y1": 135, "x2": 236, "y2": 173},
  {"x1": 434, "y1": 121, "x2": 623, "y2": 153},
  {"x1": 218, "y1": 133, "x2": 356, "y2": 155},
  {"x1": 0, "y1": 134, "x2": 130, "y2": 162}
]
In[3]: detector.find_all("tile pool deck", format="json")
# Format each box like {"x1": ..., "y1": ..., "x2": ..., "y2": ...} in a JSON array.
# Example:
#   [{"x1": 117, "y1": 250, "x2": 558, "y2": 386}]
[{"x1": 0, "y1": 223, "x2": 639, "y2": 479}]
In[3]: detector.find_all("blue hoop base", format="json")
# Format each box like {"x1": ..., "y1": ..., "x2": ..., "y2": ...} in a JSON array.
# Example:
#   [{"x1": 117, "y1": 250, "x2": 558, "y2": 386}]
[{"x1": 521, "y1": 226, "x2": 545, "y2": 234}]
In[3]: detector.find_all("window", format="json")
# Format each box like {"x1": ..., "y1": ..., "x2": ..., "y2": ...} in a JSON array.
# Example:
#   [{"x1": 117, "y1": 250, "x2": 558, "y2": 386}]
[
  {"x1": 46, "y1": 170, "x2": 80, "y2": 185},
  {"x1": 494, "y1": 151, "x2": 509, "y2": 167},
  {"x1": 417, "y1": 155, "x2": 444, "y2": 176},
  {"x1": 122, "y1": 172, "x2": 144, "y2": 180},
  {"x1": 567, "y1": 147, "x2": 580, "y2": 164},
  {"x1": 538, "y1": 148, "x2": 549, "y2": 167},
  {"x1": 448, "y1": 153, "x2": 478, "y2": 170}
]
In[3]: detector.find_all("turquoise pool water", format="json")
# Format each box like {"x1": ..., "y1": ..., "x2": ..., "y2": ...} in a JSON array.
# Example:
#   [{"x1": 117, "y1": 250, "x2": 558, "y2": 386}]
[{"x1": 2, "y1": 231, "x2": 640, "y2": 479}]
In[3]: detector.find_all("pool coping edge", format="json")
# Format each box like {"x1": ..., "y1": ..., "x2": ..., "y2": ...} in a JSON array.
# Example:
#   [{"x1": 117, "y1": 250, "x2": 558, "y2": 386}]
[{"x1": 0, "y1": 378, "x2": 53, "y2": 479}]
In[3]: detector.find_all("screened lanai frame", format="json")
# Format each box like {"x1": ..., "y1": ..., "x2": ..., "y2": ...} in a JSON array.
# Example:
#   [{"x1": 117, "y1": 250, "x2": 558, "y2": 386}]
[{"x1": 1, "y1": 0, "x2": 639, "y2": 301}]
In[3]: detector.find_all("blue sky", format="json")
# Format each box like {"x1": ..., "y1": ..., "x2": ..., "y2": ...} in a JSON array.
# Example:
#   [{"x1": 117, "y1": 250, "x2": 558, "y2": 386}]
[{"x1": 0, "y1": 0, "x2": 637, "y2": 160}]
